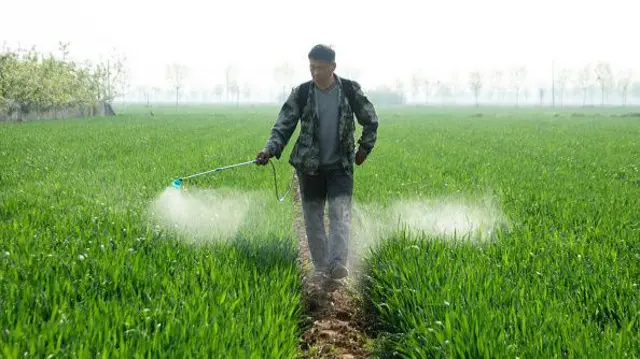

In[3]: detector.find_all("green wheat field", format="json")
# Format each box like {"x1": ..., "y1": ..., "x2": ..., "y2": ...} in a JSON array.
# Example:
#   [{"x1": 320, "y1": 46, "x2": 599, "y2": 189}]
[{"x1": 1, "y1": 105, "x2": 638, "y2": 358}]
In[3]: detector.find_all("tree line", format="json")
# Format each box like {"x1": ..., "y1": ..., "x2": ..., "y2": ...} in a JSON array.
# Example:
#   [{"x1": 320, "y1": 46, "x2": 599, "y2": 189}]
[
  {"x1": 0, "y1": 42, "x2": 126, "y2": 118},
  {"x1": 143, "y1": 61, "x2": 640, "y2": 108},
  {"x1": 458, "y1": 63, "x2": 638, "y2": 107},
  {"x1": 3, "y1": 42, "x2": 639, "y2": 116}
]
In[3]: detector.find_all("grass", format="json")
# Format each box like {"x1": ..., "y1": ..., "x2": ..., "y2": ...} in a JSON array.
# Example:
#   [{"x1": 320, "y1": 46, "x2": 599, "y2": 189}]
[
  {"x1": 0, "y1": 108, "x2": 302, "y2": 358},
  {"x1": 1, "y1": 104, "x2": 639, "y2": 358},
  {"x1": 355, "y1": 108, "x2": 640, "y2": 358}
]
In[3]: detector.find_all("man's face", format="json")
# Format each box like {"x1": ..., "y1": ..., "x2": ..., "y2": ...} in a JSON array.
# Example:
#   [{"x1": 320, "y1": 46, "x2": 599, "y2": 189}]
[{"x1": 309, "y1": 58, "x2": 336, "y2": 84}]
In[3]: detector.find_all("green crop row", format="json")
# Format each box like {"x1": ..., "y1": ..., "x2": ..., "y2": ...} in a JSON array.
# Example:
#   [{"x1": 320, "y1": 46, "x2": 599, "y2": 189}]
[
  {"x1": 356, "y1": 111, "x2": 640, "y2": 358},
  {"x1": 1, "y1": 106, "x2": 639, "y2": 358},
  {"x1": 0, "y1": 111, "x2": 303, "y2": 358}
]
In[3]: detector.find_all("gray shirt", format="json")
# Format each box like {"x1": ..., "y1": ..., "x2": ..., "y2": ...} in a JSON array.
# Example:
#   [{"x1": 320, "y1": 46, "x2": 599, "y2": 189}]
[{"x1": 315, "y1": 82, "x2": 341, "y2": 168}]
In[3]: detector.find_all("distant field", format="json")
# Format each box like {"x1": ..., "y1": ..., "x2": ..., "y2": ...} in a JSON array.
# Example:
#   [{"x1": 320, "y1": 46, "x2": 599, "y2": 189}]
[{"x1": 1, "y1": 105, "x2": 638, "y2": 358}]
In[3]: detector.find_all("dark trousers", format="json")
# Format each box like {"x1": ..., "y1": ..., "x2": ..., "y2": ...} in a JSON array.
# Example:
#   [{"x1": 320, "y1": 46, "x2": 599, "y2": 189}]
[{"x1": 297, "y1": 168, "x2": 353, "y2": 272}]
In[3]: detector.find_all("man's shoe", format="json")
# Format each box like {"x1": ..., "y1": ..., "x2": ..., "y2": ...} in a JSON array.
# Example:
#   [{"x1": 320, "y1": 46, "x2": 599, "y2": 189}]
[
  {"x1": 329, "y1": 263, "x2": 349, "y2": 280},
  {"x1": 309, "y1": 270, "x2": 327, "y2": 285}
]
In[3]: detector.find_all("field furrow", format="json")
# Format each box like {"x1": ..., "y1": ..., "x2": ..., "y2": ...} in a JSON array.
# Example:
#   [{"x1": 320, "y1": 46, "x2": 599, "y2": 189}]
[{"x1": 293, "y1": 174, "x2": 372, "y2": 359}]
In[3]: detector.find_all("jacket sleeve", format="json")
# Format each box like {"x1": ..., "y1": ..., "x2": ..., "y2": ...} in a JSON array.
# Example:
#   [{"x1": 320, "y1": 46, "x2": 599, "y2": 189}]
[
  {"x1": 351, "y1": 81, "x2": 379, "y2": 155},
  {"x1": 264, "y1": 87, "x2": 301, "y2": 159}
]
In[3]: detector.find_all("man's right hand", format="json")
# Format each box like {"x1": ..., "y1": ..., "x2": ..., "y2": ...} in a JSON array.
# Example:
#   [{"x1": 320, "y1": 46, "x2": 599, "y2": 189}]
[{"x1": 256, "y1": 149, "x2": 271, "y2": 165}]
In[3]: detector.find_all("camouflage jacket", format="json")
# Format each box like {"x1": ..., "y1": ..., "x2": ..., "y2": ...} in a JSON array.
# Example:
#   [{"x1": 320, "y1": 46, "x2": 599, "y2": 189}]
[{"x1": 264, "y1": 75, "x2": 379, "y2": 174}]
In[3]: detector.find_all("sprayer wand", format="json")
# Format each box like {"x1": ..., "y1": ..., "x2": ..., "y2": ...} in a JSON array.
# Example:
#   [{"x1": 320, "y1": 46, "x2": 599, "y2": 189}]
[{"x1": 171, "y1": 159, "x2": 293, "y2": 202}]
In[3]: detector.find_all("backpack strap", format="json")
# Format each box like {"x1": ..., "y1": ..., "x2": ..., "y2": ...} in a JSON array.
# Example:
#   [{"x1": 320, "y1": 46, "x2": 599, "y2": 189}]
[
  {"x1": 339, "y1": 78, "x2": 361, "y2": 114},
  {"x1": 295, "y1": 81, "x2": 313, "y2": 111}
]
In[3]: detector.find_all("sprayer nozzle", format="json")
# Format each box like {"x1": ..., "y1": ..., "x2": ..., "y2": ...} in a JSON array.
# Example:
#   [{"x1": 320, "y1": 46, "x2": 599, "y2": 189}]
[{"x1": 171, "y1": 178, "x2": 183, "y2": 189}]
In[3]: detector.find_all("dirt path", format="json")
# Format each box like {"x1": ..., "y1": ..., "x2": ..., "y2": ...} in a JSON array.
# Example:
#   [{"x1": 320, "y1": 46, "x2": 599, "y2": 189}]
[{"x1": 292, "y1": 174, "x2": 372, "y2": 359}]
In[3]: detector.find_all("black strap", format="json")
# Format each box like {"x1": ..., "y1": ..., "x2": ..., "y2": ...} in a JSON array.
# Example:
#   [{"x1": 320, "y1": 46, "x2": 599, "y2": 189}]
[
  {"x1": 295, "y1": 81, "x2": 312, "y2": 111},
  {"x1": 295, "y1": 78, "x2": 359, "y2": 113}
]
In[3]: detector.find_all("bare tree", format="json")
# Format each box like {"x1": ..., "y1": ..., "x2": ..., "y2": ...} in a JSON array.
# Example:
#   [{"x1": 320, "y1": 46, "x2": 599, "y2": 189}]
[
  {"x1": 435, "y1": 80, "x2": 452, "y2": 105},
  {"x1": 538, "y1": 87, "x2": 545, "y2": 106},
  {"x1": 94, "y1": 49, "x2": 128, "y2": 104},
  {"x1": 468, "y1": 71, "x2": 483, "y2": 107},
  {"x1": 411, "y1": 72, "x2": 423, "y2": 103},
  {"x1": 119, "y1": 67, "x2": 131, "y2": 103},
  {"x1": 213, "y1": 84, "x2": 224, "y2": 102},
  {"x1": 151, "y1": 87, "x2": 162, "y2": 103},
  {"x1": 140, "y1": 86, "x2": 151, "y2": 107},
  {"x1": 225, "y1": 65, "x2": 240, "y2": 105},
  {"x1": 522, "y1": 88, "x2": 532, "y2": 103},
  {"x1": 423, "y1": 79, "x2": 432, "y2": 104},
  {"x1": 166, "y1": 63, "x2": 188, "y2": 108},
  {"x1": 575, "y1": 64, "x2": 592, "y2": 107},
  {"x1": 555, "y1": 68, "x2": 571, "y2": 107},
  {"x1": 273, "y1": 62, "x2": 295, "y2": 102},
  {"x1": 616, "y1": 69, "x2": 633, "y2": 106},
  {"x1": 594, "y1": 62, "x2": 614, "y2": 106},
  {"x1": 510, "y1": 66, "x2": 527, "y2": 106},
  {"x1": 490, "y1": 70, "x2": 504, "y2": 103},
  {"x1": 394, "y1": 79, "x2": 405, "y2": 98},
  {"x1": 242, "y1": 82, "x2": 252, "y2": 102}
]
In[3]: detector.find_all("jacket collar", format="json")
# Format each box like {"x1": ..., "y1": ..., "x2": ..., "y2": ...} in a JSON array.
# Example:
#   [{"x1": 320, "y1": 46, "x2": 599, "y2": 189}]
[
  {"x1": 303, "y1": 74, "x2": 349, "y2": 118},
  {"x1": 311, "y1": 74, "x2": 343, "y2": 91}
]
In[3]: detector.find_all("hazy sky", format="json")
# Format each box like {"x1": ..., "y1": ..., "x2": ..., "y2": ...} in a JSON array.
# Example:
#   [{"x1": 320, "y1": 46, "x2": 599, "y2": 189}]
[{"x1": 2, "y1": 0, "x2": 638, "y2": 92}]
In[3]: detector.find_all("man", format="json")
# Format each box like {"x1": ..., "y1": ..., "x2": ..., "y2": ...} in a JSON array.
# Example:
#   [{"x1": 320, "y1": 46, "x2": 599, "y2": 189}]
[{"x1": 256, "y1": 44, "x2": 379, "y2": 283}]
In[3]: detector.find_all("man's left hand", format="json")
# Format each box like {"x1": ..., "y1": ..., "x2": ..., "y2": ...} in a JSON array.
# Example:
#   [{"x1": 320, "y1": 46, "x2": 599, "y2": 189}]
[{"x1": 355, "y1": 148, "x2": 368, "y2": 166}]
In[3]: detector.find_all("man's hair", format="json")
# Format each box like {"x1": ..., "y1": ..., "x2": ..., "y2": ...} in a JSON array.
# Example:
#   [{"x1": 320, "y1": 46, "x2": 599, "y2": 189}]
[{"x1": 308, "y1": 44, "x2": 335, "y2": 62}]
